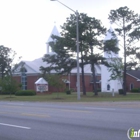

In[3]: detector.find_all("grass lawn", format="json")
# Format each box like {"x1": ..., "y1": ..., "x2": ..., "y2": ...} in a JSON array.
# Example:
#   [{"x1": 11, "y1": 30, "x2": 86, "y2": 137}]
[{"x1": 0, "y1": 92, "x2": 140, "y2": 102}]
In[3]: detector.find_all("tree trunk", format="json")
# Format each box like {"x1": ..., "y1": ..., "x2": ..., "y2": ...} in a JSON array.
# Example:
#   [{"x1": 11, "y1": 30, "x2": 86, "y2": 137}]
[
  {"x1": 90, "y1": 43, "x2": 98, "y2": 96},
  {"x1": 92, "y1": 63, "x2": 98, "y2": 95}
]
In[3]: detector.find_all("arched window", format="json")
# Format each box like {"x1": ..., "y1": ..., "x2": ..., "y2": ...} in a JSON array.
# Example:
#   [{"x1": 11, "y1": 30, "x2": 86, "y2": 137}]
[
  {"x1": 130, "y1": 83, "x2": 134, "y2": 90},
  {"x1": 107, "y1": 84, "x2": 110, "y2": 91}
]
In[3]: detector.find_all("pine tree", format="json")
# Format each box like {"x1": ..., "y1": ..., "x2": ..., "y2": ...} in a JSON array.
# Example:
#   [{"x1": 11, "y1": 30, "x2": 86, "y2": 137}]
[{"x1": 108, "y1": 6, "x2": 140, "y2": 95}]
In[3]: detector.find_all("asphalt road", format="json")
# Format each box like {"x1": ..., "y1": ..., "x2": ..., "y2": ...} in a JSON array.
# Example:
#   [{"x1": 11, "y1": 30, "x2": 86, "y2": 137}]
[{"x1": 0, "y1": 101, "x2": 140, "y2": 140}]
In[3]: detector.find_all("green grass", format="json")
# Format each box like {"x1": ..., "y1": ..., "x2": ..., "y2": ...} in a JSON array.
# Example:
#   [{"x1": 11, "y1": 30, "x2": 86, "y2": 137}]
[{"x1": 0, "y1": 92, "x2": 140, "y2": 102}]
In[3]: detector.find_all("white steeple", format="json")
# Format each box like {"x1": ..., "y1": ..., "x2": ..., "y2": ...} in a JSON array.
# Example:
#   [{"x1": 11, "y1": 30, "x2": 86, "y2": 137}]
[
  {"x1": 104, "y1": 26, "x2": 118, "y2": 58},
  {"x1": 46, "y1": 25, "x2": 60, "y2": 54},
  {"x1": 101, "y1": 26, "x2": 122, "y2": 93}
]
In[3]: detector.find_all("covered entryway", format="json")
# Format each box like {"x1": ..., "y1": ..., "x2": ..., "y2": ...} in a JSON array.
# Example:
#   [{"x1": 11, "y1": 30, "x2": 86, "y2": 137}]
[{"x1": 35, "y1": 77, "x2": 48, "y2": 93}]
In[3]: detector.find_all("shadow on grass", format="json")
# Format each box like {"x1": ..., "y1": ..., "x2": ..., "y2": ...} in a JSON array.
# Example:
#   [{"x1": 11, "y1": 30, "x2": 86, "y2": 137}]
[
  {"x1": 3, "y1": 96, "x2": 16, "y2": 99},
  {"x1": 51, "y1": 98, "x2": 65, "y2": 100}
]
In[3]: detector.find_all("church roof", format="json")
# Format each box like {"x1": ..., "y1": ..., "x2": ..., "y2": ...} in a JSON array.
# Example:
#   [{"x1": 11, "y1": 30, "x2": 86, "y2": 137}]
[
  {"x1": 127, "y1": 70, "x2": 140, "y2": 80},
  {"x1": 35, "y1": 77, "x2": 48, "y2": 84},
  {"x1": 13, "y1": 57, "x2": 101, "y2": 75},
  {"x1": 47, "y1": 25, "x2": 60, "y2": 43}
]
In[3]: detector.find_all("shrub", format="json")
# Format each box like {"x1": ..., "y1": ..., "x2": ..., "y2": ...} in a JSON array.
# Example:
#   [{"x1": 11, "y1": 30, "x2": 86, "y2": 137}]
[
  {"x1": 64, "y1": 88, "x2": 71, "y2": 95},
  {"x1": 0, "y1": 76, "x2": 19, "y2": 95},
  {"x1": 70, "y1": 88, "x2": 75, "y2": 92},
  {"x1": 97, "y1": 88, "x2": 101, "y2": 92},
  {"x1": 0, "y1": 91, "x2": 15, "y2": 95},
  {"x1": 131, "y1": 88, "x2": 139, "y2": 93},
  {"x1": 15, "y1": 90, "x2": 36, "y2": 96},
  {"x1": 118, "y1": 89, "x2": 124, "y2": 94},
  {"x1": 66, "y1": 90, "x2": 71, "y2": 95}
]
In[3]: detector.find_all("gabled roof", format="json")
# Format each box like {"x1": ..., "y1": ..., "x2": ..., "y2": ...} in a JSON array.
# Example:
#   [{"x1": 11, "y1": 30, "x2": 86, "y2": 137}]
[
  {"x1": 127, "y1": 70, "x2": 140, "y2": 80},
  {"x1": 35, "y1": 77, "x2": 48, "y2": 84},
  {"x1": 47, "y1": 25, "x2": 60, "y2": 43},
  {"x1": 13, "y1": 57, "x2": 101, "y2": 75}
]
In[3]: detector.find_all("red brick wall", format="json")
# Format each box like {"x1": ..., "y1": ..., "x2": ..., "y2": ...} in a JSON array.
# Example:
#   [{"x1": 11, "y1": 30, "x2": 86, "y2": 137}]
[
  {"x1": 70, "y1": 74, "x2": 101, "y2": 92},
  {"x1": 27, "y1": 75, "x2": 40, "y2": 90},
  {"x1": 126, "y1": 74, "x2": 140, "y2": 91},
  {"x1": 13, "y1": 74, "x2": 100, "y2": 92},
  {"x1": 13, "y1": 75, "x2": 40, "y2": 91},
  {"x1": 13, "y1": 73, "x2": 140, "y2": 92}
]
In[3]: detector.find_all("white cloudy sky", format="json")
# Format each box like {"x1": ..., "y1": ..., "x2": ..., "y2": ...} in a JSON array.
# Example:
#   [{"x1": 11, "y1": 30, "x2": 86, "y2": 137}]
[{"x1": 0, "y1": 0, "x2": 139, "y2": 61}]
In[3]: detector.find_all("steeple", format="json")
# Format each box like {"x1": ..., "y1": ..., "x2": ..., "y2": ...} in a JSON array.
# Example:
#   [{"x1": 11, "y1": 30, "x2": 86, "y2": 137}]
[
  {"x1": 46, "y1": 25, "x2": 60, "y2": 54},
  {"x1": 104, "y1": 26, "x2": 119, "y2": 58}
]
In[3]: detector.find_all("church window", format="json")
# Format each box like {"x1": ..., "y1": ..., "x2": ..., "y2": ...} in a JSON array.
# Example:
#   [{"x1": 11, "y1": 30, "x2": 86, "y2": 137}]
[
  {"x1": 21, "y1": 68, "x2": 27, "y2": 90},
  {"x1": 107, "y1": 84, "x2": 110, "y2": 90},
  {"x1": 130, "y1": 83, "x2": 134, "y2": 90}
]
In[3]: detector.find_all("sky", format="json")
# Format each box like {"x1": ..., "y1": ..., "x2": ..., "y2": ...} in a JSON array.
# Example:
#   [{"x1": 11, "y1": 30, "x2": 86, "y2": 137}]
[{"x1": 0, "y1": 0, "x2": 140, "y2": 61}]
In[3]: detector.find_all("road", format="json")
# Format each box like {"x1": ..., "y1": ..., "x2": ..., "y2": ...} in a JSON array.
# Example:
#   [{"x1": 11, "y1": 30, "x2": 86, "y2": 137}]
[{"x1": 0, "y1": 101, "x2": 140, "y2": 140}]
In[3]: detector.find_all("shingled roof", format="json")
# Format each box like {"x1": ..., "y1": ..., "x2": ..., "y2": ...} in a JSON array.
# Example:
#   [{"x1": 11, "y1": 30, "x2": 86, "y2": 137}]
[{"x1": 127, "y1": 70, "x2": 140, "y2": 79}]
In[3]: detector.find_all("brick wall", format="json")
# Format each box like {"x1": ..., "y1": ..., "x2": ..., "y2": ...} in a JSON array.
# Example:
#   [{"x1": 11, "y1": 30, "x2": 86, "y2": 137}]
[
  {"x1": 27, "y1": 75, "x2": 40, "y2": 90},
  {"x1": 12, "y1": 74, "x2": 100, "y2": 92},
  {"x1": 126, "y1": 74, "x2": 140, "y2": 91}
]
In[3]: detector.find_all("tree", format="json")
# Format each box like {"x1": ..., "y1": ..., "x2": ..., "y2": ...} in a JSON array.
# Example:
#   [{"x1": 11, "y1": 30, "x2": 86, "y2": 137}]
[
  {"x1": 108, "y1": 58, "x2": 123, "y2": 87},
  {"x1": 40, "y1": 36, "x2": 76, "y2": 74},
  {"x1": 81, "y1": 16, "x2": 106, "y2": 95},
  {"x1": 108, "y1": 6, "x2": 140, "y2": 95},
  {"x1": 0, "y1": 45, "x2": 21, "y2": 95},
  {"x1": 43, "y1": 74, "x2": 65, "y2": 98},
  {"x1": 0, "y1": 45, "x2": 11, "y2": 79},
  {"x1": 41, "y1": 13, "x2": 108, "y2": 96},
  {"x1": 50, "y1": 13, "x2": 89, "y2": 95},
  {"x1": 0, "y1": 45, "x2": 21, "y2": 78},
  {"x1": 0, "y1": 76, "x2": 20, "y2": 96}
]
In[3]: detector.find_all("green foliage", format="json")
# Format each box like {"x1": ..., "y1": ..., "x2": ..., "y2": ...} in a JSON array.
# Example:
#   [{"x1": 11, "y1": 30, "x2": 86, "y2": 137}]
[
  {"x1": 43, "y1": 74, "x2": 65, "y2": 92},
  {"x1": 104, "y1": 39, "x2": 119, "y2": 54},
  {"x1": 0, "y1": 76, "x2": 19, "y2": 94},
  {"x1": 41, "y1": 13, "x2": 110, "y2": 96},
  {"x1": 43, "y1": 74, "x2": 66, "y2": 98},
  {"x1": 15, "y1": 90, "x2": 36, "y2": 96},
  {"x1": 131, "y1": 88, "x2": 140, "y2": 93},
  {"x1": 64, "y1": 87, "x2": 72, "y2": 95},
  {"x1": 118, "y1": 89, "x2": 124, "y2": 94},
  {"x1": 97, "y1": 88, "x2": 101, "y2": 92},
  {"x1": 108, "y1": 6, "x2": 140, "y2": 95},
  {"x1": 0, "y1": 45, "x2": 21, "y2": 79},
  {"x1": 40, "y1": 53, "x2": 76, "y2": 75},
  {"x1": 108, "y1": 58, "x2": 123, "y2": 88},
  {"x1": 66, "y1": 90, "x2": 71, "y2": 95},
  {"x1": 0, "y1": 45, "x2": 12, "y2": 79}
]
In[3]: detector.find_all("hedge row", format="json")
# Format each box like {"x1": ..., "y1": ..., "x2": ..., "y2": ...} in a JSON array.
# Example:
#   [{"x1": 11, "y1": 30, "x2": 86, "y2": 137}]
[
  {"x1": 118, "y1": 88, "x2": 140, "y2": 94},
  {"x1": 15, "y1": 90, "x2": 36, "y2": 96},
  {"x1": 131, "y1": 88, "x2": 140, "y2": 93}
]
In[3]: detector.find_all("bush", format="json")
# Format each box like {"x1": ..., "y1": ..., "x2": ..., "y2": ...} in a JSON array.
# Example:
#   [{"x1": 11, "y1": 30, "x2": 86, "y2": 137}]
[
  {"x1": 131, "y1": 88, "x2": 139, "y2": 93},
  {"x1": 66, "y1": 90, "x2": 71, "y2": 95},
  {"x1": 64, "y1": 88, "x2": 71, "y2": 95},
  {"x1": 118, "y1": 89, "x2": 124, "y2": 94},
  {"x1": 15, "y1": 90, "x2": 36, "y2": 96},
  {"x1": 97, "y1": 88, "x2": 101, "y2": 92},
  {"x1": 0, "y1": 76, "x2": 19, "y2": 95},
  {"x1": 70, "y1": 88, "x2": 75, "y2": 92},
  {"x1": 0, "y1": 91, "x2": 15, "y2": 95}
]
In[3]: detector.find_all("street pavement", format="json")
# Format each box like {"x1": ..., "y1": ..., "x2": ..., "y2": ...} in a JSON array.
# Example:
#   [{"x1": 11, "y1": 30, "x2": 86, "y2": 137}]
[{"x1": 0, "y1": 101, "x2": 140, "y2": 140}]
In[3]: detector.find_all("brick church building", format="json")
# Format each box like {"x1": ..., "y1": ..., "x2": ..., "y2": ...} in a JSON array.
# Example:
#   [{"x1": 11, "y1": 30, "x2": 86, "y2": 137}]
[{"x1": 12, "y1": 26, "x2": 140, "y2": 93}]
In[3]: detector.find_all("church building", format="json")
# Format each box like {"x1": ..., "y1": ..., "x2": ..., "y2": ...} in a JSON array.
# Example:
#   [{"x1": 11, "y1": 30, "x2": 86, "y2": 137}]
[{"x1": 12, "y1": 26, "x2": 140, "y2": 93}]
